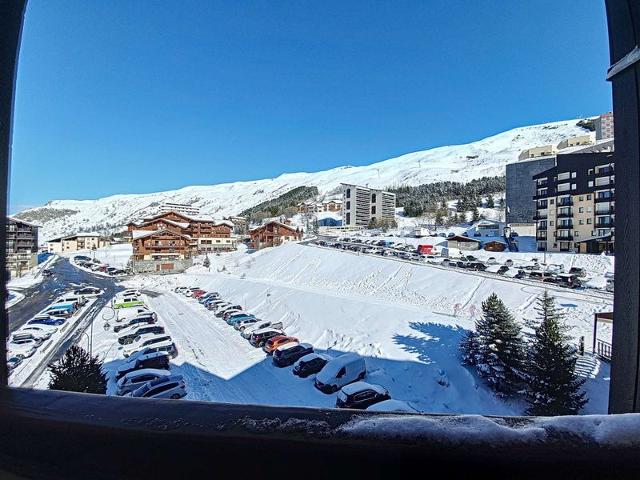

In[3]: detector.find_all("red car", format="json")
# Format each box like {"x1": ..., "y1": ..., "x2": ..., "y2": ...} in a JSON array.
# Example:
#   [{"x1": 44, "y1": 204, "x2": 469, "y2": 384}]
[{"x1": 191, "y1": 290, "x2": 207, "y2": 298}]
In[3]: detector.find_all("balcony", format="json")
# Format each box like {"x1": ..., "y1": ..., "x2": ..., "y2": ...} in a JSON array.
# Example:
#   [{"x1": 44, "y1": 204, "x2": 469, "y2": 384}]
[
  {"x1": 595, "y1": 192, "x2": 615, "y2": 202},
  {"x1": 557, "y1": 235, "x2": 573, "y2": 241},
  {"x1": 596, "y1": 219, "x2": 614, "y2": 227},
  {"x1": 557, "y1": 222, "x2": 574, "y2": 230},
  {"x1": 595, "y1": 166, "x2": 614, "y2": 176},
  {"x1": 596, "y1": 206, "x2": 615, "y2": 215},
  {"x1": 557, "y1": 198, "x2": 573, "y2": 207},
  {"x1": 537, "y1": 225, "x2": 547, "y2": 231},
  {"x1": 533, "y1": 214, "x2": 547, "y2": 220},
  {"x1": 556, "y1": 210, "x2": 573, "y2": 218},
  {"x1": 536, "y1": 233, "x2": 547, "y2": 240}
]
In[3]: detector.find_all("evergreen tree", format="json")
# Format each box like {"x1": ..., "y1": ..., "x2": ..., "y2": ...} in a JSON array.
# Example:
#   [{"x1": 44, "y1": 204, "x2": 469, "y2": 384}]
[
  {"x1": 525, "y1": 291, "x2": 587, "y2": 415},
  {"x1": 434, "y1": 211, "x2": 443, "y2": 226},
  {"x1": 472, "y1": 205, "x2": 480, "y2": 222},
  {"x1": 203, "y1": 254, "x2": 210, "y2": 269},
  {"x1": 462, "y1": 293, "x2": 525, "y2": 395},
  {"x1": 486, "y1": 195, "x2": 495, "y2": 208},
  {"x1": 48, "y1": 345, "x2": 106, "y2": 394}
]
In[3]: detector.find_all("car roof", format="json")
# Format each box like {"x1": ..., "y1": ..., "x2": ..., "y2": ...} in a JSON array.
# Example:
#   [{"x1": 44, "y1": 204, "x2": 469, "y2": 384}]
[
  {"x1": 122, "y1": 350, "x2": 169, "y2": 365},
  {"x1": 366, "y1": 399, "x2": 416, "y2": 412},
  {"x1": 341, "y1": 381, "x2": 387, "y2": 396},
  {"x1": 118, "y1": 368, "x2": 171, "y2": 383},
  {"x1": 275, "y1": 341, "x2": 301, "y2": 351},
  {"x1": 297, "y1": 352, "x2": 331, "y2": 363},
  {"x1": 253, "y1": 327, "x2": 282, "y2": 335},
  {"x1": 317, "y1": 353, "x2": 363, "y2": 377}
]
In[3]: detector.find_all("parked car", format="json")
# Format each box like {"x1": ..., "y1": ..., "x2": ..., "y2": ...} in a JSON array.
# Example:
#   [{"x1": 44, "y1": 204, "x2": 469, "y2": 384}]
[
  {"x1": 116, "y1": 368, "x2": 172, "y2": 396},
  {"x1": 118, "y1": 289, "x2": 141, "y2": 298},
  {"x1": 17, "y1": 325, "x2": 55, "y2": 340},
  {"x1": 263, "y1": 335, "x2": 299, "y2": 355},
  {"x1": 273, "y1": 343, "x2": 314, "y2": 367},
  {"x1": 174, "y1": 287, "x2": 189, "y2": 294},
  {"x1": 115, "y1": 352, "x2": 171, "y2": 380},
  {"x1": 7, "y1": 338, "x2": 39, "y2": 358},
  {"x1": 74, "y1": 286, "x2": 102, "y2": 297},
  {"x1": 113, "y1": 296, "x2": 145, "y2": 309},
  {"x1": 118, "y1": 325, "x2": 166, "y2": 345},
  {"x1": 555, "y1": 273, "x2": 582, "y2": 289},
  {"x1": 514, "y1": 270, "x2": 527, "y2": 279},
  {"x1": 55, "y1": 294, "x2": 88, "y2": 307},
  {"x1": 568, "y1": 267, "x2": 587, "y2": 278},
  {"x1": 113, "y1": 312, "x2": 158, "y2": 333},
  {"x1": 123, "y1": 334, "x2": 173, "y2": 357},
  {"x1": 366, "y1": 399, "x2": 418, "y2": 413},
  {"x1": 234, "y1": 317, "x2": 259, "y2": 331},
  {"x1": 28, "y1": 314, "x2": 66, "y2": 327},
  {"x1": 7, "y1": 355, "x2": 23, "y2": 375},
  {"x1": 42, "y1": 269, "x2": 53, "y2": 277},
  {"x1": 314, "y1": 353, "x2": 366, "y2": 394},
  {"x1": 292, "y1": 352, "x2": 332, "y2": 378},
  {"x1": 216, "y1": 305, "x2": 242, "y2": 318},
  {"x1": 242, "y1": 321, "x2": 283, "y2": 339},
  {"x1": 191, "y1": 290, "x2": 207, "y2": 299},
  {"x1": 75, "y1": 255, "x2": 92, "y2": 262},
  {"x1": 128, "y1": 375, "x2": 187, "y2": 399},
  {"x1": 335, "y1": 382, "x2": 390, "y2": 409},
  {"x1": 10, "y1": 331, "x2": 44, "y2": 347},
  {"x1": 184, "y1": 288, "x2": 202, "y2": 297},
  {"x1": 132, "y1": 340, "x2": 178, "y2": 359},
  {"x1": 226, "y1": 314, "x2": 256, "y2": 326},
  {"x1": 249, "y1": 328, "x2": 285, "y2": 347}
]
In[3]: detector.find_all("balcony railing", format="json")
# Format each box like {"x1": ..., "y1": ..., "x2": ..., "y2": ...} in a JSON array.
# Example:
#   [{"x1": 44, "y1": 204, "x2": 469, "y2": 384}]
[
  {"x1": 537, "y1": 225, "x2": 547, "y2": 231},
  {"x1": 596, "y1": 339, "x2": 612, "y2": 362},
  {"x1": 557, "y1": 235, "x2": 573, "y2": 241},
  {"x1": 533, "y1": 214, "x2": 547, "y2": 220},
  {"x1": 595, "y1": 193, "x2": 615, "y2": 202},
  {"x1": 556, "y1": 210, "x2": 573, "y2": 218},
  {"x1": 557, "y1": 223, "x2": 574, "y2": 229},
  {"x1": 536, "y1": 233, "x2": 547, "y2": 240},
  {"x1": 596, "y1": 220, "x2": 614, "y2": 227},
  {"x1": 557, "y1": 199, "x2": 573, "y2": 206},
  {"x1": 596, "y1": 206, "x2": 615, "y2": 215},
  {"x1": 595, "y1": 166, "x2": 614, "y2": 176}
]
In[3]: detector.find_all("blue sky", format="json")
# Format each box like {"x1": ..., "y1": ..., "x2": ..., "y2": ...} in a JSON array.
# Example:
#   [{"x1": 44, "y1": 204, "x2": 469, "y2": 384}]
[{"x1": 10, "y1": 0, "x2": 611, "y2": 212}]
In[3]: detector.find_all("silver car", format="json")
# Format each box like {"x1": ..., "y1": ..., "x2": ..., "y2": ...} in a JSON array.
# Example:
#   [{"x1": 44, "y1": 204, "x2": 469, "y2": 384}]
[
  {"x1": 116, "y1": 368, "x2": 172, "y2": 396},
  {"x1": 127, "y1": 375, "x2": 186, "y2": 400}
]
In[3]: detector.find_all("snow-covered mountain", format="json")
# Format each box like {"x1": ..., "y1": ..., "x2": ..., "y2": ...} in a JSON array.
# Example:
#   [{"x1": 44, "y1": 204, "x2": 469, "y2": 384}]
[{"x1": 17, "y1": 118, "x2": 591, "y2": 241}]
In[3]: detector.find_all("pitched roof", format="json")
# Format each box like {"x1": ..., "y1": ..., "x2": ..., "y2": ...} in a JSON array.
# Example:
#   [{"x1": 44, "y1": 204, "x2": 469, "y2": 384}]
[
  {"x1": 132, "y1": 229, "x2": 192, "y2": 241},
  {"x1": 249, "y1": 220, "x2": 300, "y2": 234}
]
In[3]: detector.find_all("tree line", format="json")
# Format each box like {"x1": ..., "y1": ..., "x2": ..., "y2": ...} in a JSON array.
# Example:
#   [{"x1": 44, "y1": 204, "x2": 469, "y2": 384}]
[{"x1": 239, "y1": 186, "x2": 319, "y2": 223}]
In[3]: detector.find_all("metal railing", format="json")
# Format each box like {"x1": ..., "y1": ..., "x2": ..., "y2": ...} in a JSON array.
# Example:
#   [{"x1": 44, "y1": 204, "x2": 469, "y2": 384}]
[{"x1": 596, "y1": 339, "x2": 612, "y2": 362}]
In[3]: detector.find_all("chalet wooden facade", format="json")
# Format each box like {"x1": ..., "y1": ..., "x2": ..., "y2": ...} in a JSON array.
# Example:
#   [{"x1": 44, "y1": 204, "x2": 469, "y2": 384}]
[
  {"x1": 128, "y1": 211, "x2": 236, "y2": 256},
  {"x1": 249, "y1": 221, "x2": 303, "y2": 249},
  {"x1": 132, "y1": 229, "x2": 193, "y2": 261}
]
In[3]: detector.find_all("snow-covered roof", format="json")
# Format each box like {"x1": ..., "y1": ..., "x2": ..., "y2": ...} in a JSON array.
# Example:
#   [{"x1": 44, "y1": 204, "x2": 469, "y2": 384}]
[
  {"x1": 250, "y1": 220, "x2": 299, "y2": 233},
  {"x1": 366, "y1": 399, "x2": 417, "y2": 413},
  {"x1": 131, "y1": 229, "x2": 191, "y2": 240},
  {"x1": 7, "y1": 216, "x2": 40, "y2": 228},
  {"x1": 316, "y1": 352, "x2": 362, "y2": 380},
  {"x1": 448, "y1": 235, "x2": 481, "y2": 243},
  {"x1": 341, "y1": 381, "x2": 387, "y2": 396}
]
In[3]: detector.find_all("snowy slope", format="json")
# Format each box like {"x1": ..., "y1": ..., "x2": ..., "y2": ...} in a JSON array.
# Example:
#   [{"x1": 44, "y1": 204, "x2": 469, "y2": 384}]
[
  {"x1": 109, "y1": 243, "x2": 610, "y2": 415},
  {"x1": 18, "y1": 118, "x2": 590, "y2": 241}
]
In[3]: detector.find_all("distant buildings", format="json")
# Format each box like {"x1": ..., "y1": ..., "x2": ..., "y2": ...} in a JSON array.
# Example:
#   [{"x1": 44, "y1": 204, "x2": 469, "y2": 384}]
[
  {"x1": 594, "y1": 112, "x2": 614, "y2": 140},
  {"x1": 127, "y1": 210, "x2": 236, "y2": 261},
  {"x1": 158, "y1": 202, "x2": 200, "y2": 217},
  {"x1": 6, "y1": 217, "x2": 39, "y2": 278},
  {"x1": 298, "y1": 199, "x2": 342, "y2": 214},
  {"x1": 533, "y1": 151, "x2": 615, "y2": 253},
  {"x1": 249, "y1": 221, "x2": 303, "y2": 249},
  {"x1": 46, "y1": 233, "x2": 110, "y2": 254},
  {"x1": 341, "y1": 184, "x2": 396, "y2": 228}
]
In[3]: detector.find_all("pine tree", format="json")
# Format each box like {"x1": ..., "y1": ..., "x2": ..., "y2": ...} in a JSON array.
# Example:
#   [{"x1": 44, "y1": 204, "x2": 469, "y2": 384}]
[
  {"x1": 486, "y1": 195, "x2": 495, "y2": 208},
  {"x1": 203, "y1": 254, "x2": 211, "y2": 269},
  {"x1": 463, "y1": 293, "x2": 525, "y2": 395},
  {"x1": 525, "y1": 291, "x2": 588, "y2": 415},
  {"x1": 48, "y1": 345, "x2": 107, "y2": 394},
  {"x1": 472, "y1": 205, "x2": 480, "y2": 222}
]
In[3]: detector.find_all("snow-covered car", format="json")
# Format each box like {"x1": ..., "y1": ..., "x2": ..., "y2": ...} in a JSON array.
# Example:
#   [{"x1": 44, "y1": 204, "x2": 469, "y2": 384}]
[
  {"x1": 7, "y1": 355, "x2": 23, "y2": 375},
  {"x1": 366, "y1": 399, "x2": 418, "y2": 413},
  {"x1": 15, "y1": 325, "x2": 54, "y2": 341},
  {"x1": 7, "y1": 338, "x2": 39, "y2": 358},
  {"x1": 116, "y1": 368, "x2": 172, "y2": 396},
  {"x1": 129, "y1": 340, "x2": 178, "y2": 360},
  {"x1": 113, "y1": 312, "x2": 158, "y2": 333},
  {"x1": 215, "y1": 305, "x2": 242, "y2": 318},
  {"x1": 122, "y1": 334, "x2": 173, "y2": 357},
  {"x1": 263, "y1": 335, "x2": 299, "y2": 355},
  {"x1": 118, "y1": 289, "x2": 141, "y2": 298},
  {"x1": 249, "y1": 328, "x2": 285, "y2": 347},
  {"x1": 114, "y1": 351, "x2": 171, "y2": 380},
  {"x1": 28, "y1": 314, "x2": 66, "y2": 327},
  {"x1": 273, "y1": 343, "x2": 313, "y2": 367},
  {"x1": 55, "y1": 294, "x2": 88, "y2": 307},
  {"x1": 336, "y1": 382, "x2": 390, "y2": 409},
  {"x1": 293, "y1": 353, "x2": 332, "y2": 378},
  {"x1": 242, "y1": 320, "x2": 283, "y2": 339},
  {"x1": 117, "y1": 325, "x2": 165, "y2": 345},
  {"x1": 114, "y1": 307, "x2": 151, "y2": 323},
  {"x1": 315, "y1": 353, "x2": 366, "y2": 394},
  {"x1": 127, "y1": 375, "x2": 187, "y2": 400},
  {"x1": 234, "y1": 317, "x2": 259, "y2": 331},
  {"x1": 226, "y1": 313, "x2": 255, "y2": 326}
]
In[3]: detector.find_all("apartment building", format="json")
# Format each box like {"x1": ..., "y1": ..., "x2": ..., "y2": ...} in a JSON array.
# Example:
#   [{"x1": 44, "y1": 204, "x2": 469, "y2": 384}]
[
  {"x1": 595, "y1": 112, "x2": 614, "y2": 140},
  {"x1": 298, "y1": 199, "x2": 343, "y2": 214},
  {"x1": 518, "y1": 144, "x2": 558, "y2": 161},
  {"x1": 158, "y1": 202, "x2": 200, "y2": 217},
  {"x1": 341, "y1": 184, "x2": 396, "y2": 228},
  {"x1": 6, "y1": 217, "x2": 39, "y2": 278},
  {"x1": 46, "y1": 233, "x2": 110, "y2": 253},
  {"x1": 533, "y1": 151, "x2": 615, "y2": 253}
]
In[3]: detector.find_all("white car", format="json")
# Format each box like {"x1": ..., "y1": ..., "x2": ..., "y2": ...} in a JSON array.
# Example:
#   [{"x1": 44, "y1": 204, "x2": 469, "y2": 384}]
[
  {"x1": 234, "y1": 317, "x2": 259, "y2": 331},
  {"x1": 127, "y1": 375, "x2": 187, "y2": 399},
  {"x1": 122, "y1": 333, "x2": 173, "y2": 358},
  {"x1": 241, "y1": 320, "x2": 283, "y2": 339},
  {"x1": 366, "y1": 399, "x2": 418, "y2": 413},
  {"x1": 116, "y1": 289, "x2": 141, "y2": 298},
  {"x1": 16, "y1": 325, "x2": 54, "y2": 341},
  {"x1": 116, "y1": 368, "x2": 172, "y2": 396},
  {"x1": 7, "y1": 338, "x2": 39, "y2": 358}
]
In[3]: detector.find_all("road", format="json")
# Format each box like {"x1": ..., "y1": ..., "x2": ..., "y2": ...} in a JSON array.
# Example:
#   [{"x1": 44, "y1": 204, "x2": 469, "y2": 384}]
[{"x1": 8, "y1": 257, "x2": 122, "y2": 387}]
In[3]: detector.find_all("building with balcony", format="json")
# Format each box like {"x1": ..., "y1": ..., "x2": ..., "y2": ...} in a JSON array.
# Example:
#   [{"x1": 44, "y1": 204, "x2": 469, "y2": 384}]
[
  {"x1": 533, "y1": 151, "x2": 615, "y2": 253},
  {"x1": 341, "y1": 184, "x2": 396, "y2": 228},
  {"x1": 594, "y1": 112, "x2": 614, "y2": 140},
  {"x1": 249, "y1": 221, "x2": 303, "y2": 249},
  {"x1": 6, "y1": 217, "x2": 39, "y2": 278},
  {"x1": 158, "y1": 202, "x2": 200, "y2": 217}
]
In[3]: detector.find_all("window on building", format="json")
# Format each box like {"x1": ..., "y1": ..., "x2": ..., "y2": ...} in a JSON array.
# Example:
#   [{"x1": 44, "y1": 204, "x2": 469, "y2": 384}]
[
  {"x1": 587, "y1": 207, "x2": 592, "y2": 213},
  {"x1": 579, "y1": 207, "x2": 584, "y2": 213},
  {"x1": 571, "y1": 172, "x2": 577, "y2": 178},
  {"x1": 371, "y1": 193, "x2": 377, "y2": 203},
  {"x1": 549, "y1": 221, "x2": 554, "y2": 226},
  {"x1": 587, "y1": 194, "x2": 592, "y2": 200},
  {"x1": 579, "y1": 220, "x2": 584, "y2": 225},
  {"x1": 588, "y1": 180, "x2": 594, "y2": 187},
  {"x1": 574, "y1": 231, "x2": 579, "y2": 237},
  {"x1": 346, "y1": 213, "x2": 350, "y2": 224},
  {"x1": 579, "y1": 196, "x2": 584, "y2": 201},
  {"x1": 549, "y1": 199, "x2": 554, "y2": 205},
  {"x1": 587, "y1": 218, "x2": 592, "y2": 224},
  {"x1": 371, "y1": 206, "x2": 376, "y2": 214},
  {"x1": 346, "y1": 201, "x2": 350, "y2": 209},
  {"x1": 346, "y1": 188, "x2": 351, "y2": 198},
  {"x1": 588, "y1": 168, "x2": 594, "y2": 175},
  {"x1": 571, "y1": 183, "x2": 577, "y2": 190}
]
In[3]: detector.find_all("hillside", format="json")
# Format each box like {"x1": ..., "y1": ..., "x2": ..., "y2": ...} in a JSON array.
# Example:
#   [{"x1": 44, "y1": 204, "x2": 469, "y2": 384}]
[{"x1": 16, "y1": 118, "x2": 591, "y2": 241}]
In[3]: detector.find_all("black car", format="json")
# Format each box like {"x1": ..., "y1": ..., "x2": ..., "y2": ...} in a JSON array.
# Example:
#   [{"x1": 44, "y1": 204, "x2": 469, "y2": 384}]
[
  {"x1": 496, "y1": 266, "x2": 510, "y2": 275},
  {"x1": 273, "y1": 343, "x2": 314, "y2": 367},
  {"x1": 74, "y1": 286, "x2": 101, "y2": 296},
  {"x1": 114, "y1": 352, "x2": 170, "y2": 380},
  {"x1": 113, "y1": 314, "x2": 157, "y2": 333},
  {"x1": 467, "y1": 262, "x2": 487, "y2": 271},
  {"x1": 249, "y1": 329, "x2": 284, "y2": 347},
  {"x1": 75, "y1": 255, "x2": 92, "y2": 262},
  {"x1": 335, "y1": 382, "x2": 391, "y2": 409},
  {"x1": 118, "y1": 325, "x2": 165, "y2": 345},
  {"x1": 292, "y1": 353, "x2": 331, "y2": 378},
  {"x1": 514, "y1": 270, "x2": 527, "y2": 279}
]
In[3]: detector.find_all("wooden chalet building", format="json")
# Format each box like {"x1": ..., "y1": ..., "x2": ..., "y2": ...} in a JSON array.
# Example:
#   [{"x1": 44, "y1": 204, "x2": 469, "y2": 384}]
[
  {"x1": 249, "y1": 221, "x2": 303, "y2": 249},
  {"x1": 127, "y1": 211, "x2": 236, "y2": 260}
]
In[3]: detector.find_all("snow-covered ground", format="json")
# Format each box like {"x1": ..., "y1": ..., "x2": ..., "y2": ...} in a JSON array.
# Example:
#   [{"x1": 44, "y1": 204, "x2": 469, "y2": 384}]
[
  {"x1": 88, "y1": 243, "x2": 611, "y2": 415},
  {"x1": 60, "y1": 243, "x2": 132, "y2": 269},
  {"x1": 7, "y1": 254, "x2": 58, "y2": 290}
]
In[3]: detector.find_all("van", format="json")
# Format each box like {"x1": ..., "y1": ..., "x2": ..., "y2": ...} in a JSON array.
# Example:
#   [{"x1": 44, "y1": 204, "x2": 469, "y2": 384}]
[
  {"x1": 113, "y1": 296, "x2": 145, "y2": 309},
  {"x1": 314, "y1": 353, "x2": 366, "y2": 394},
  {"x1": 55, "y1": 294, "x2": 87, "y2": 307}
]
